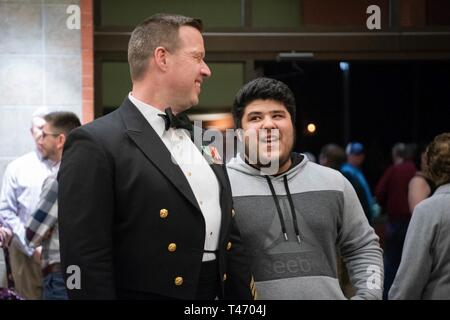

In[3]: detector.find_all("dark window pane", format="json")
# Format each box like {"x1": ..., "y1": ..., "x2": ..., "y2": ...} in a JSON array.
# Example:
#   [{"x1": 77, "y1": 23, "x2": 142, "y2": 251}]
[
  {"x1": 252, "y1": 0, "x2": 301, "y2": 28},
  {"x1": 197, "y1": 63, "x2": 244, "y2": 112},
  {"x1": 100, "y1": 0, "x2": 242, "y2": 28},
  {"x1": 102, "y1": 62, "x2": 131, "y2": 110}
]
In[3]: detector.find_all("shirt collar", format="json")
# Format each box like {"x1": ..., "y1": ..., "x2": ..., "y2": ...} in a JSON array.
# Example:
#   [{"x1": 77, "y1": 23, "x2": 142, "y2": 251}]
[
  {"x1": 128, "y1": 92, "x2": 166, "y2": 138},
  {"x1": 435, "y1": 183, "x2": 450, "y2": 195}
]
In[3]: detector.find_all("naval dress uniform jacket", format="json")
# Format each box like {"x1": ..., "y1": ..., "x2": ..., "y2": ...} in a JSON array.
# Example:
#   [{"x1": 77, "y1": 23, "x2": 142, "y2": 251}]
[{"x1": 58, "y1": 97, "x2": 254, "y2": 299}]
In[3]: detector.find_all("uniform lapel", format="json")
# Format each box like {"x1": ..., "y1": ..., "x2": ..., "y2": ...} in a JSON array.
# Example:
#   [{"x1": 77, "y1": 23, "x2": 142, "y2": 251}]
[{"x1": 119, "y1": 97, "x2": 201, "y2": 212}]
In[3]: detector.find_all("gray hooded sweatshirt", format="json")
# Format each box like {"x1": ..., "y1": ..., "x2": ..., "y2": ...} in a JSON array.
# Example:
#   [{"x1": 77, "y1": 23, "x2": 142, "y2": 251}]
[
  {"x1": 226, "y1": 153, "x2": 383, "y2": 300},
  {"x1": 389, "y1": 183, "x2": 450, "y2": 300}
]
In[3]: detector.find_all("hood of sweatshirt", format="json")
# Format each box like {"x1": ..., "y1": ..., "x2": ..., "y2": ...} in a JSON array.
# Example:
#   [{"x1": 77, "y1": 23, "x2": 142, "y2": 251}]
[
  {"x1": 227, "y1": 152, "x2": 307, "y2": 242},
  {"x1": 226, "y1": 152, "x2": 307, "y2": 182}
]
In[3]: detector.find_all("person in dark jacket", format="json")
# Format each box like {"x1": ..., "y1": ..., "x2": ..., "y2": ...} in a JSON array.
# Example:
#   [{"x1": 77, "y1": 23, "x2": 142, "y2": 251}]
[{"x1": 58, "y1": 13, "x2": 254, "y2": 300}]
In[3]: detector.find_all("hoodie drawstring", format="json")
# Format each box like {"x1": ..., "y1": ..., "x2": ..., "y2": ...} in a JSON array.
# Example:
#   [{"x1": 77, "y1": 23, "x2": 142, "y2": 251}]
[
  {"x1": 283, "y1": 175, "x2": 301, "y2": 243},
  {"x1": 265, "y1": 175, "x2": 301, "y2": 243},
  {"x1": 265, "y1": 176, "x2": 288, "y2": 241}
]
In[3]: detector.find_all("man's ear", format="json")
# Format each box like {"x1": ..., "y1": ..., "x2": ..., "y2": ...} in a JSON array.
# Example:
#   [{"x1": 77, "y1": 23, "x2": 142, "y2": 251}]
[
  {"x1": 154, "y1": 46, "x2": 169, "y2": 71},
  {"x1": 58, "y1": 134, "x2": 66, "y2": 149}
]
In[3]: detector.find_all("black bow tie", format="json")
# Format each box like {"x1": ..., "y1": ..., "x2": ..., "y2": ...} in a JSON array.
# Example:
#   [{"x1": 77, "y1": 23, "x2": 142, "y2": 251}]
[{"x1": 158, "y1": 108, "x2": 193, "y2": 132}]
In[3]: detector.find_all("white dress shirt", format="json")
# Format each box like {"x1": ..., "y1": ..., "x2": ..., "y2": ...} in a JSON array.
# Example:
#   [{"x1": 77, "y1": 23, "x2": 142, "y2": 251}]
[
  {"x1": 0, "y1": 150, "x2": 58, "y2": 256},
  {"x1": 129, "y1": 93, "x2": 222, "y2": 261}
]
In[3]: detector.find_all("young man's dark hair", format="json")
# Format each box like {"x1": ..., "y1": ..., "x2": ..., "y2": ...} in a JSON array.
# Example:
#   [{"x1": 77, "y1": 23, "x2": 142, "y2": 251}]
[
  {"x1": 43, "y1": 111, "x2": 81, "y2": 135},
  {"x1": 128, "y1": 13, "x2": 203, "y2": 81},
  {"x1": 232, "y1": 77, "x2": 296, "y2": 129}
]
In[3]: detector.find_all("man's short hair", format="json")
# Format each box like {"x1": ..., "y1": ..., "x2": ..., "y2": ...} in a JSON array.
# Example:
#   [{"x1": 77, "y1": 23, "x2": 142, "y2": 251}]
[
  {"x1": 43, "y1": 112, "x2": 81, "y2": 136},
  {"x1": 31, "y1": 107, "x2": 50, "y2": 127},
  {"x1": 320, "y1": 144, "x2": 346, "y2": 170},
  {"x1": 32, "y1": 107, "x2": 50, "y2": 120},
  {"x1": 392, "y1": 142, "x2": 406, "y2": 159},
  {"x1": 232, "y1": 77, "x2": 296, "y2": 129},
  {"x1": 128, "y1": 13, "x2": 203, "y2": 81}
]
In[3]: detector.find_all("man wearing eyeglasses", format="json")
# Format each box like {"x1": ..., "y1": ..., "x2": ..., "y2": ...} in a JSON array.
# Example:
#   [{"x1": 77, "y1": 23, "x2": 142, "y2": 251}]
[
  {"x1": 38, "y1": 122, "x2": 72, "y2": 163},
  {"x1": 25, "y1": 111, "x2": 81, "y2": 300}
]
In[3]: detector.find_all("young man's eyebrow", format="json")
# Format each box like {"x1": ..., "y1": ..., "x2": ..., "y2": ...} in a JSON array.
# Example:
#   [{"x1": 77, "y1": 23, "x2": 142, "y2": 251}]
[
  {"x1": 270, "y1": 110, "x2": 286, "y2": 114},
  {"x1": 246, "y1": 111, "x2": 263, "y2": 117},
  {"x1": 247, "y1": 110, "x2": 286, "y2": 117}
]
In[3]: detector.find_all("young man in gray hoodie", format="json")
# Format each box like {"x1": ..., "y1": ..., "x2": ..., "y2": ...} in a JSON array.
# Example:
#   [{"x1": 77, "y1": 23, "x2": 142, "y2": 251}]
[{"x1": 226, "y1": 77, "x2": 383, "y2": 300}]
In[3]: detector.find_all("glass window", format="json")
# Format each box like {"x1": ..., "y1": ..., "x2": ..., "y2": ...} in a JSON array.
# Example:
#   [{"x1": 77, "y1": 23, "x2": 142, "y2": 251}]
[
  {"x1": 197, "y1": 63, "x2": 245, "y2": 112},
  {"x1": 100, "y1": 0, "x2": 242, "y2": 28},
  {"x1": 252, "y1": 0, "x2": 301, "y2": 28},
  {"x1": 102, "y1": 62, "x2": 131, "y2": 110}
]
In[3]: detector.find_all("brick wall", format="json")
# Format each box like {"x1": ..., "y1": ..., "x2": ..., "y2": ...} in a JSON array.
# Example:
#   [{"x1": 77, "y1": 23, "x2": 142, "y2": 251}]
[{"x1": 81, "y1": 0, "x2": 94, "y2": 123}]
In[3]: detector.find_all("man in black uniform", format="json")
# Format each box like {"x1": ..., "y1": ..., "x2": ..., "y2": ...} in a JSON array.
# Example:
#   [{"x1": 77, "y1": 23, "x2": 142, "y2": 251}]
[{"x1": 58, "y1": 13, "x2": 254, "y2": 300}]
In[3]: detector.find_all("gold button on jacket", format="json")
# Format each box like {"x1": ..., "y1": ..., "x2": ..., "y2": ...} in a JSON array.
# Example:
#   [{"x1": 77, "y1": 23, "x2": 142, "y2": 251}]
[
  {"x1": 227, "y1": 242, "x2": 232, "y2": 250},
  {"x1": 174, "y1": 277, "x2": 183, "y2": 286},
  {"x1": 168, "y1": 243, "x2": 177, "y2": 252},
  {"x1": 159, "y1": 209, "x2": 168, "y2": 218}
]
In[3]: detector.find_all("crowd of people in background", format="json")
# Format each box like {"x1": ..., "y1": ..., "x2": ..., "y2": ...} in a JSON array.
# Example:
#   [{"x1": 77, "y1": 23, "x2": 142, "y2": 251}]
[{"x1": 317, "y1": 136, "x2": 450, "y2": 299}]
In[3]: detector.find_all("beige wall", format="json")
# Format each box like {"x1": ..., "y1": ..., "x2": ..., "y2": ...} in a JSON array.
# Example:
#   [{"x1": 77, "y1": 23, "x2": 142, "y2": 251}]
[{"x1": 0, "y1": 0, "x2": 82, "y2": 186}]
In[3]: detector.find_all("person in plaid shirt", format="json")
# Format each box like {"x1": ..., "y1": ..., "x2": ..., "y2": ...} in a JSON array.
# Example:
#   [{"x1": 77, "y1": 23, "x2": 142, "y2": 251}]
[
  {"x1": 26, "y1": 175, "x2": 62, "y2": 299},
  {"x1": 25, "y1": 111, "x2": 80, "y2": 299}
]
